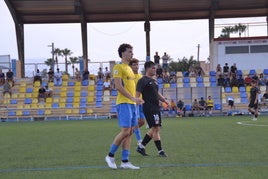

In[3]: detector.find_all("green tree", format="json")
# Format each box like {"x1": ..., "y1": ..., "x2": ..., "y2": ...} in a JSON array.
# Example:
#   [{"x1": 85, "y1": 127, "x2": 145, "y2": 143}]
[
  {"x1": 61, "y1": 48, "x2": 72, "y2": 73},
  {"x1": 169, "y1": 56, "x2": 198, "y2": 72},
  {"x1": 69, "y1": 56, "x2": 79, "y2": 77},
  {"x1": 53, "y1": 48, "x2": 62, "y2": 69},
  {"x1": 234, "y1": 23, "x2": 247, "y2": 37},
  {"x1": 218, "y1": 26, "x2": 235, "y2": 38},
  {"x1": 44, "y1": 58, "x2": 54, "y2": 69}
]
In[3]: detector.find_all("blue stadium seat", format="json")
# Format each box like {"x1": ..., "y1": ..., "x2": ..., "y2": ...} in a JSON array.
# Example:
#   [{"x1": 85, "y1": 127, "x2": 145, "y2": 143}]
[
  {"x1": 68, "y1": 81, "x2": 75, "y2": 86},
  {"x1": 263, "y1": 69, "x2": 268, "y2": 76},
  {"x1": 24, "y1": 98, "x2": 32, "y2": 104},
  {"x1": 37, "y1": 109, "x2": 45, "y2": 115},
  {"x1": 66, "y1": 103, "x2": 73, "y2": 108},
  {"x1": 79, "y1": 102, "x2": 87, "y2": 108},
  {"x1": 225, "y1": 87, "x2": 232, "y2": 93},
  {"x1": 157, "y1": 78, "x2": 163, "y2": 84},
  {"x1": 96, "y1": 85, "x2": 103, "y2": 91},
  {"x1": 52, "y1": 103, "x2": 59, "y2": 108},
  {"x1": 197, "y1": 83, "x2": 204, "y2": 87},
  {"x1": 80, "y1": 109, "x2": 87, "y2": 114},
  {"x1": 249, "y1": 69, "x2": 256, "y2": 76},
  {"x1": 239, "y1": 86, "x2": 246, "y2": 92},
  {"x1": 96, "y1": 80, "x2": 103, "y2": 85},
  {"x1": 209, "y1": 71, "x2": 216, "y2": 76},
  {"x1": 22, "y1": 110, "x2": 31, "y2": 116},
  {"x1": 237, "y1": 70, "x2": 243, "y2": 76},
  {"x1": 196, "y1": 77, "x2": 203, "y2": 83},
  {"x1": 214, "y1": 104, "x2": 222, "y2": 110},
  {"x1": 8, "y1": 110, "x2": 16, "y2": 116},
  {"x1": 110, "y1": 106, "x2": 117, "y2": 113},
  {"x1": 26, "y1": 88, "x2": 33, "y2": 93},
  {"x1": 66, "y1": 97, "x2": 74, "y2": 103},
  {"x1": 240, "y1": 92, "x2": 247, "y2": 98},
  {"x1": 210, "y1": 82, "x2": 217, "y2": 87},
  {"x1": 209, "y1": 76, "x2": 216, "y2": 82},
  {"x1": 80, "y1": 91, "x2": 88, "y2": 97},
  {"x1": 10, "y1": 99, "x2": 17, "y2": 104},
  {"x1": 67, "y1": 92, "x2": 74, "y2": 97},
  {"x1": 111, "y1": 90, "x2": 118, "y2": 96},
  {"x1": 96, "y1": 101, "x2": 103, "y2": 108},
  {"x1": 170, "y1": 83, "x2": 177, "y2": 88},
  {"x1": 241, "y1": 97, "x2": 248, "y2": 104},
  {"x1": 96, "y1": 97, "x2": 102, "y2": 102},
  {"x1": 96, "y1": 91, "x2": 103, "y2": 97},
  {"x1": 80, "y1": 97, "x2": 87, "y2": 103},
  {"x1": 183, "y1": 77, "x2": 190, "y2": 83},
  {"x1": 183, "y1": 83, "x2": 191, "y2": 88},
  {"x1": 81, "y1": 80, "x2": 89, "y2": 86},
  {"x1": 185, "y1": 104, "x2": 192, "y2": 111},
  {"x1": 158, "y1": 83, "x2": 163, "y2": 89}
]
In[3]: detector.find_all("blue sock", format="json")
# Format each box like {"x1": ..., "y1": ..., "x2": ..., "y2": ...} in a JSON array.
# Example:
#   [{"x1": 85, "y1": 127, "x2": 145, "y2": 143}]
[
  {"x1": 133, "y1": 128, "x2": 142, "y2": 142},
  {"x1": 122, "y1": 149, "x2": 129, "y2": 162},
  {"x1": 109, "y1": 144, "x2": 119, "y2": 155}
]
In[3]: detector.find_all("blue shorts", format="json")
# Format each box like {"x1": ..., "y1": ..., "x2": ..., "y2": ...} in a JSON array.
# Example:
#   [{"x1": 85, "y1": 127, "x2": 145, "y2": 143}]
[
  {"x1": 117, "y1": 103, "x2": 137, "y2": 128},
  {"x1": 137, "y1": 104, "x2": 145, "y2": 119}
]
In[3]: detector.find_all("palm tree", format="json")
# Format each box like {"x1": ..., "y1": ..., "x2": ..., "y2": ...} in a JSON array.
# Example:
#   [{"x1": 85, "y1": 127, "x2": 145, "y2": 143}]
[
  {"x1": 220, "y1": 26, "x2": 235, "y2": 38},
  {"x1": 234, "y1": 23, "x2": 247, "y2": 37},
  {"x1": 44, "y1": 58, "x2": 54, "y2": 69},
  {"x1": 61, "y1": 48, "x2": 72, "y2": 73},
  {"x1": 53, "y1": 48, "x2": 62, "y2": 69},
  {"x1": 69, "y1": 56, "x2": 79, "y2": 77}
]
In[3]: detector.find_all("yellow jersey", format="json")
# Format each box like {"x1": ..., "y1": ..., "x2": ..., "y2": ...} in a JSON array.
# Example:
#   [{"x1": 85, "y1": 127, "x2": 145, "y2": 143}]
[
  {"x1": 113, "y1": 63, "x2": 136, "y2": 104},
  {"x1": 207, "y1": 99, "x2": 214, "y2": 107}
]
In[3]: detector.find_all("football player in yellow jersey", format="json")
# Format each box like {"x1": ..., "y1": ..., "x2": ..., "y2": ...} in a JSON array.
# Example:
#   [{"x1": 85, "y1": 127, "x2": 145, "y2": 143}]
[
  {"x1": 105, "y1": 43, "x2": 143, "y2": 170},
  {"x1": 129, "y1": 58, "x2": 146, "y2": 146}
]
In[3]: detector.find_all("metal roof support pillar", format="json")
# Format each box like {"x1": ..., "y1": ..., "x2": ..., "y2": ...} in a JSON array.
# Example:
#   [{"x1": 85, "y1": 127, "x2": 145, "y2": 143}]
[{"x1": 144, "y1": 0, "x2": 151, "y2": 61}]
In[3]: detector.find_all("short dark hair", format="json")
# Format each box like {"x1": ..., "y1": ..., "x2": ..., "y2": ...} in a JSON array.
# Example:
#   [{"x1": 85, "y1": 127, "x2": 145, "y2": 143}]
[
  {"x1": 144, "y1": 61, "x2": 155, "y2": 70},
  {"x1": 118, "y1": 43, "x2": 132, "y2": 58},
  {"x1": 129, "y1": 58, "x2": 139, "y2": 66}
]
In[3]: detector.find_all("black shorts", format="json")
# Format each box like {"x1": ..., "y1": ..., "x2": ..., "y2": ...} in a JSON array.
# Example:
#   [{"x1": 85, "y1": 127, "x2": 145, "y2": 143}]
[
  {"x1": 143, "y1": 105, "x2": 162, "y2": 128},
  {"x1": 248, "y1": 101, "x2": 258, "y2": 109},
  {"x1": 228, "y1": 100, "x2": 234, "y2": 106}
]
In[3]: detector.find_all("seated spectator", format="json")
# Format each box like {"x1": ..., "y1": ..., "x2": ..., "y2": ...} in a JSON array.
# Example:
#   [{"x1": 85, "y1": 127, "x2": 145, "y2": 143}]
[
  {"x1": 216, "y1": 64, "x2": 222, "y2": 78},
  {"x1": 176, "y1": 99, "x2": 186, "y2": 117},
  {"x1": 227, "y1": 96, "x2": 235, "y2": 109},
  {"x1": 169, "y1": 71, "x2": 177, "y2": 84},
  {"x1": 104, "y1": 67, "x2": 111, "y2": 80},
  {"x1": 230, "y1": 73, "x2": 238, "y2": 87},
  {"x1": 192, "y1": 99, "x2": 200, "y2": 113},
  {"x1": 217, "y1": 74, "x2": 224, "y2": 86},
  {"x1": 47, "y1": 68, "x2": 54, "y2": 83},
  {"x1": 169, "y1": 99, "x2": 176, "y2": 111},
  {"x1": 196, "y1": 66, "x2": 204, "y2": 77},
  {"x1": 75, "y1": 68, "x2": 81, "y2": 81},
  {"x1": 156, "y1": 64, "x2": 163, "y2": 79},
  {"x1": 38, "y1": 86, "x2": 47, "y2": 102},
  {"x1": 45, "y1": 85, "x2": 53, "y2": 98},
  {"x1": 2, "y1": 80, "x2": 12, "y2": 97},
  {"x1": 0, "y1": 69, "x2": 5, "y2": 86},
  {"x1": 33, "y1": 69, "x2": 42, "y2": 84},
  {"x1": 199, "y1": 97, "x2": 207, "y2": 116},
  {"x1": 188, "y1": 66, "x2": 196, "y2": 77},
  {"x1": 230, "y1": 63, "x2": 237, "y2": 77},
  {"x1": 251, "y1": 72, "x2": 259, "y2": 85},
  {"x1": 259, "y1": 90, "x2": 268, "y2": 109},
  {"x1": 97, "y1": 67, "x2": 104, "y2": 80},
  {"x1": 6, "y1": 69, "x2": 14, "y2": 86},
  {"x1": 223, "y1": 63, "x2": 229, "y2": 77},
  {"x1": 206, "y1": 96, "x2": 214, "y2": 116},
  {"x1": 237, "y1": 75, "x2": 245, "y2": 87},
  {"x1": 162, "y1": 70, "x2": 169, "y2": 83},
  {"x1": 258, "y1": 73, "x2": 266, "y2": 86},
  {"x1": 54, "y1": 68, "x2": 62, "y2": 86},
  {"x1": 244, "y1": 75, "x2": 252, "y2": 86},
  {"x1": 223, "y1": 75, "x2": 230, "y2": 87},
  {"x1": 103, "y1": 78, "x2": 111, "y2": 91},
  {"x1": 82, "y1": 68, "x2": 89, "y2": 81},
  {"x1": 160, "y1": 101, "x2": 169, "y2": 112}
]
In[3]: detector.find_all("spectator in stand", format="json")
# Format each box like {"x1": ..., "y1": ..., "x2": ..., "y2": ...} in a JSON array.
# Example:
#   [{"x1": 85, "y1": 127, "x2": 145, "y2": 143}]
[
  {"x1": 104, "y1": 67, "x2": 111, "y2": 80},
  {"x1": 223, "y1": 74, "x2": 230, "y2": 87},
  {"x1": 2, "y1": 80, "x2": 12, "y2": 97},
  {"x1": 216, "y1": 64, "x2": 222, "y2": 78},
  {"x1": 223, "y1": 63, "x2": 229, "y2": 77},
  {"x1": 54, "y1": 68, "x2": 62, "y2": 86},
  {"x1": 45, "y1": 85, "x2": 53, "y2": 98},
  {"x1": 47, "y1": 68, "x2": 54, "y2": 82},
  {"x1": 169, "y1": 71, "x2": 177, "y2": 84},
  {"x1": 251, "y1": 72, "x2": 259, "y2": 85},
  {"x1": 258, "y1": 73, "x2": 266, "y2": 86},
  {"x1": 237, "y1": 75, "x2": 245, "y2": 87},
  {"x1": 156, "y1": 64, "x2": 163, "y2": 79},
  {"x1": 38, "y1": 86, "x2": 47, "y2": 102},
  {"x1": 6, "y1": 69, "x2": 14, "y2": 86},
  {"x1": 0, "y1": 69, "x2": 5, "y2": 86},
  {"x1": 154, "y1": 52, "x2": 160, "y2": 65},
  {"x1": 230, "y1": 63, "x2": 237, "y2": 77},
  {"x1": 176, "y1": 99, "x2": 186, "y2": 117},
  {"x1": 244, "y1": 74, "x2": 252, "y2": 86},
  {"x1": 33, "y1": 69, "x2": 42, "y2": 84},
  {"x1": 82, "y1": 68, "x2": 89, "y2": 81},
  {"x1": 110, "y1": 78, "x2": 116, "y2": 90},
  {"x1": 206, "y1": 96, "x2": 214, "y2": 116},
  {"x1": 230, "y1": 73, "x2": 238, "y2": 87},
  {"x1": 192, "y1": 98, "x2": 200, "y2": 115},
  {"x1": 162, "y1": 70, "x2": 169, "y2": 83},
  {"x1": 188, "y1": 66, "x2": 196, "y2": 77},
  {"x1": 103, "y1": 78, "x2": 111, "y2": 91},
  {"x1": 75, "y1": 68, "x2": 81, "y2": 81},
  {"x1": 161, "y1": 52, "x2": 169, "y2": 70},
  {"x1": 227, "y1": 96, "x2": 235, "y2": 109},
  {"x1": 97, "y1": 67, "x2": 104, "y2": 80},
  {"x1": 217, "y1": 74, "x2": 224, "y2": 86},
  {"x1": 196, "y1": 66, "x2": 204, "y2": 77},
  {"x1": 169, "y1": 99, "x2": 176, "y2": 111},
  {"x1": 259, "y1": 90, "x2": 268, "y2": 108},
  {"x1": 199, "y1": 97, "x2": 207, "y2": 116}
]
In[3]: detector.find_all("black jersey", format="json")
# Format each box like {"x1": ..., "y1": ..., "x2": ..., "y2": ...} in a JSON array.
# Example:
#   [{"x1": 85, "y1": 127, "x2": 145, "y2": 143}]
[
  {"x1": 250, "y1": 86, "x2": 259, "y2": 102},
  {"x1": 136, "y1": 76, "x2": 159, "y2": 109}
]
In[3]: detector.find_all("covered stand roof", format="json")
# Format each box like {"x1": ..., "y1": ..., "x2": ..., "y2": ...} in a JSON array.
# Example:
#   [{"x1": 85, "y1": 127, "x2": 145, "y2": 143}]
[
  {"x1": 5, "y1": 0, "x2": 268, "y2": 24},
  {"x1": 4, "y1": 0, "x2": 268, "y2": 77}
]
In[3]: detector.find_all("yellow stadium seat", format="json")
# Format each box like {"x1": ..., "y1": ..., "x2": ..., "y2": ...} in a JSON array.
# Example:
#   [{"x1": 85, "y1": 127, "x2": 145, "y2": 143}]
[
  {"x1": 38, "y1": 103, "x2": 45, "y2": 108},
  {"x1": 11, "y1": 93, "x2": 18, "y2": 99},
  {"x1": 65, "y1": 109, "x2": 72, "y2": 114},
  {"x1": 176, "y1": 72, "x2": 183, "y2": 77},
  {"x1": 45, "y1": 110, "x2": 51, "y2": 115},
  {"x1": 19, "y1": 93, "x2": 26, "y2": 98},
  {"x1": 45, "y1": 103, "x2": 52, "y2": 108},
  {"x1": 62, "y1": 81, "x2": 68, "y2": 86},
  {"x1": 60, "y1": 92, "x2": 67, "y2": 97},
  {"x1": 48, "y1": 82, "x2": 54, "y2": 88},
  {"x1": 16, "y1": 110, "x2": 23, "y2": 116},
  {"x1": 75, "y1": 81, "x2": 81, "y2": 86},
  {"x1": 88, "y1": 85, "x2": 95, "y2": 91},
  {"x1": 59, "y1": 102, "x2": 65, "y2": 108},
  {"x1": 31, "y1": 103, "x2": 38, "y2": 108},
  {"x1": 59, "y1": 98, "x2": 65, "y2": 103},
  {"x1": 74, "y1": 86, "x2": 81, "y2": 91},
  {"x1": 74, "y1": 92, "x2": 80, "y2": 97},
  {"x1": 73, "y1": 109, "x2": 79, "y2": 114},
  {"x1": 87, "y1": 109, "x2": 93, "y2": 114},
  {"x1": 89, "y1": 74, "x2": 95, "y2": 80},
  {"x1": 232, "y1": 87, "x2": 239, "y2": 93},
  {"x1": 74, "y1": 97, "x2": 80, "y2": 103},
  {"x1": 19, "y1": 87, "x2": 26, "y2": 93},
  {"x1": 25, "y1": 93, "x2": 32, "y2": 98},
  {"x1": 73, "y1": 103, "x2": 79, "y2": 108},
  {"x1": 62, "y1": 74, "x2": 69, "y2": 81},
  {"x1": 33, "y1": 81, "x2": 40, "y2": 87},
  {"x1": 53, "y1": 98, "x2": 60, "y2": 103},
  {"x1": 88, "y1": 80, "x2": 95, "y2": 85},
  {"x1": 246, "y1": 86, "x2": 251, "y2": 92},
  {"x1": 4, "y1": 99, "x2": 9, "y2": 104},
  {"x1": 46, "y1": 98, "x2": 53, "y2": 103},
  {"x1": 88, "y1": 91, "x2": 94, "y2": 96},
  {"x1": 87, "y1": 96, "x2": 94, "y2": 102},
  {"x1": 163, "y1": 84, "x2": 170, "y2": 88},
  {"x1": 104, "y1": 90, "x2": 110, "y2": 96}
]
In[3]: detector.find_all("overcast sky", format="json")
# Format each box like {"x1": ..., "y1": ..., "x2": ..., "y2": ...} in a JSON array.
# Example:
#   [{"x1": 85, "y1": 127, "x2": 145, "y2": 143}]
[{"x1": 0, "y1": 1, "x2": 267, "y2": 64}]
